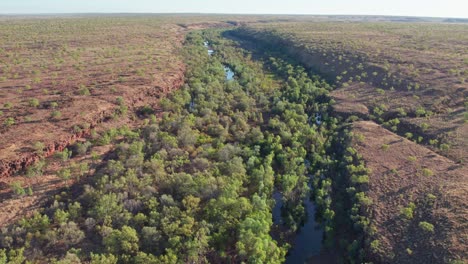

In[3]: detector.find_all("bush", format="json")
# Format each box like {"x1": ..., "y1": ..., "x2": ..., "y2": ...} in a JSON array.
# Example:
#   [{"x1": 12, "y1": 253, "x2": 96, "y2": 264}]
[
  {"x1": 370, "y1": 239, "x2": 381, "y2": 253},
  {"x1": 28, "y1": 98, "x2": 40, "y2": 107},
  {"x1": 10, "y1": 181, "x2": 25, "y2": 196},
  {"x1": 3, "y1": 117, "x2": 15, "y2": 127},
  {"x1": 418, "y1": 221, "x2": 434, "y2": 233},
  {"x1": 50, "y1": 102, "x2": 59, "y2": 108},
  {"x1": 421, "y1": 168, "x2": 433, "y2": 177},
  {"x1": 33, "y1": 141, "x2": 45, "y2": 155},
  {"x1": 78, "y1": 85, "x2": 91, "y2": 96},
  {"x1": 400, "y1": 203, "x2": 416, "y2": 220},
  {"x1": 440, "y1": 143, "x2": 450, "y2": 152},
  {"x1": 3, "y1": 102, "x2": 13, "y2": 109},
  {"x1": 51, "y1": 110, "x2": 62, "y2": 120},
  {"x1": 75, "y1": 141, "x2": 92, "y2": 156}
]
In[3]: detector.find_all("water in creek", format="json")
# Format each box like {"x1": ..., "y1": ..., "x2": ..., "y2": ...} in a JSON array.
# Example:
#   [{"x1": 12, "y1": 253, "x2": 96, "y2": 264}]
[
  {"x1": 204, "y1": 41, "x2": 215, "y2": 56},
  {"x1": 224, "y1": 65, "x2": 234, "y2": 81},
  {"x1": 273, "y1": 190, "x2": 324, "y2": 264},
  {"x1": 203, "y1": 41, "x2": 234, "y2": 81},
  {"x1": 203, "y1": 40, "x2": 322, "y2": 262}
]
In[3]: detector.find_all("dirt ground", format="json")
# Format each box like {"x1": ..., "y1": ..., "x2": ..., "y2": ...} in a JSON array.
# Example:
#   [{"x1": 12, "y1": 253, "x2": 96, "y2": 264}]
[
  {"x1": 351, "y1": 121, "x2": 467, "y2": 263},
  {"x1": 0, "y1": 18, "x2": 186, "y2": 178}
]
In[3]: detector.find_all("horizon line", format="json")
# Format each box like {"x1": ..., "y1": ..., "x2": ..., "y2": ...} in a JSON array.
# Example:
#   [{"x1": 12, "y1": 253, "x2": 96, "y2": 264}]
[{"x1": 0, "y1": 12, "x2": 467, "y2": 20}]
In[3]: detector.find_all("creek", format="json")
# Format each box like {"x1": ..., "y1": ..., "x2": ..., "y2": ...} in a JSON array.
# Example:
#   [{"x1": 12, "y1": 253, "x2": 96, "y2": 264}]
[
  {"x1": 205, "y1": 39, "x2": 324, "y2": 263},
  {"x1": 204, "y1": 41, "x2": 235, "y2": 81}
]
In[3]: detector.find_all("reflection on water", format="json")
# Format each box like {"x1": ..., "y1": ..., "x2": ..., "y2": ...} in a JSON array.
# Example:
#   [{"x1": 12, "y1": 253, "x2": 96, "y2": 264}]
[
  {"x1": 203, "y1": 41, "x2": 234, "y2": 81},
  {"x1": 273, "y1": 189, "x2": 323, "y2": 264},
  {"x1": 224, "y1": 66, "x2": 234, "y2": 80},
  {"x1": 285, "y1": 198, "x2": 323, "y2": 264},
  {"x1": 204, "y1": 41, "x2": 214, "y2": 56}
]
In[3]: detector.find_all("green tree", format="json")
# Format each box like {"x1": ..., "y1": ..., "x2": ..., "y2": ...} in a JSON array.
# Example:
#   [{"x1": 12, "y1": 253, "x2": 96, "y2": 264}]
[
  {"x1": 103, "y1": 226, "x2": 139, "y2": 255},
  {"x1": 57, "y1": 168, "x2": 72, "y2": 186}
]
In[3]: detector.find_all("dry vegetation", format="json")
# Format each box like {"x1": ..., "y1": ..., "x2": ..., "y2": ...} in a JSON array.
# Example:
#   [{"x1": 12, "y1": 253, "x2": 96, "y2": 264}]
[
  {"x1": 236, "y1": 22, "x2": 468, "y2": 162},
  {"x1": 230, "y1": 20, "x2": 468, "y2": 263},
  {"x1": 0, "y1": 15, "x2": 467, "y2": 263},
  {"x1": 0, "y1": 17, "x2": 186, "y2": 177},
  {"x1": 351, "y1": 121, "x2": 467, "y2": 263}
]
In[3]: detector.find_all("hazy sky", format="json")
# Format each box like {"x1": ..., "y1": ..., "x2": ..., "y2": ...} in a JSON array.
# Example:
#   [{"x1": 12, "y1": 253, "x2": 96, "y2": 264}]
[{"x1": 1, "y1": 0, "x2": 467, "y2": 18}]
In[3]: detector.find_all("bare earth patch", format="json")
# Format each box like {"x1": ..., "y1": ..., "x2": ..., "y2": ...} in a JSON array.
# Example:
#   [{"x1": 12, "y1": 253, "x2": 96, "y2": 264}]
[{"x1": 352, "y1": 121, "x2": 467, "y2": 263}]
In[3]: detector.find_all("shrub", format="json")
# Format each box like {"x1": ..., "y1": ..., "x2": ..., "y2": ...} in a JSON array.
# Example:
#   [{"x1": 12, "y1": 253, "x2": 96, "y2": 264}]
[
  {"x1": 415, "y1": 106, "x2": 426, "y2": 117},
  {"x1": 440, "y1": 143, "x2": 450, "y2": 151},
  {"x1": 50, "y1": 102, "x2": 59, "y2": 108},
  {"x1": 78, "y1": 85, "x2": 91, "y2": 96},
  {"x1": 400, "y1": 202, "x2": 416, "y2": 220},
  {"x1": 51, "y1": 110, "x2": 62, "y2": 120},
  {"x1": 116, "y1": 96, "x2": 124, "y2": 106},
  {"x1": 376, "y1": 88, "x2": 385, "y2": 95},
  {"x1": 33, "y1": 141, "x2": 45, "y2": 155},
  {"x1": 4, "y1": 117, "x2": 15, "y2": 127},
  {"x1": 26, "y1": 160, "x2": 46, "y2": 178},
  {"x1": 370, "y1": 240, "x2": 381, "y2": 253},
  {"x1": 28, "y1": 98, "x2": 40, "y2": 108},
  {"x1": 396, "y1": 107, "x2": 407, "y2": 117},
  {"x1": 405, "y1": 132, "x2": 413, "y2": 139},
  {"x1": 3, "y1": 102, "x2": 13, "y2": 109},
  {"x1": 355, "y1": 192, "x2": 373, "y2": 206},
  {"x1": 57, "y1": 168, "x2": 72, "y2": 186},
  {"x1": 55, "y1": 148, "x2": 72, "y2": 162},
  {"x1": 10, "y1": 181, "x2": 25, "y2": 196},
  {"x1": 354, "y1": 133, "x2": 365, "y2": 142},
  {"x1": 75, "y1": 141, "x2": 92, "y2": 156},
  {"x1": 420, "y1": 122, "x2": 429, "y2": 131},
  {"x1": 421, "y1": 168, "x2": 433, "y2": 177},
  {"x1": 381, "y1": 144, "x2": 390, "y2": 151},
  {"x1": 418, "y1": 221, "x2": 434, "y2": 233}
]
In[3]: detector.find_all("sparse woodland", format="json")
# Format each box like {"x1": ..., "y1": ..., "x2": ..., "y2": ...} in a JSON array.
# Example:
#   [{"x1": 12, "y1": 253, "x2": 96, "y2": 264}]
[{"x1": 0, "y1": 17, "x2": 466, "y2": 264}]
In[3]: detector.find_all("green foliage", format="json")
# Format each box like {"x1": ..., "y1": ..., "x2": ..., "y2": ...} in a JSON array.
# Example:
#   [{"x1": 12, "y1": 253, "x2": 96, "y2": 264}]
[
  {"x1": 55, "y1": 148, "x2": 72, "y2": 163},
  {"x1": 418, "y1": 221, "x2": 434, "y2": 233},
  {"x1": 10, "y1": 181, "x2": 25, "y2": 196},
  {"x1": 415, "y1": 106, "x2": 427, "y2": 117},
  {"x1": 25, "y1": 159, "x2": 46, "y2": 178},
  {"x1": 28, "y1": 98, "x2": 40, "y2": 107},
  {"x1": 0, "y1": 28, "x2": 339, "y2": 264},
  {"x1": 421, "y1": 168, "x2": 433, "y2": 177},
  {"x1": 90, "y1": 253, "x2": 118, "y2": 264},
  {"x1": 78, "y1": 85, "x2": 91, "y2": 96},
  {"x1": 3, "y1": 117, "x2": 15, "y2": 127},
  {"x1": 400, "y1": 202, "x2": 416, "y2": 220},
  {"x1": 440, "y1": 143, "x2": 450, "y2": 152},
  {"x1": 103, "y1": 226, "x2": 139, "y2": 255},
  {"x1": 370, "y1": 239, "x2": 381, "y2": 253},
  {"x1": 57, "y1": 168, "x2": 72, "y2": 186},
  {"x1": 50, "y1": 101, "x2": 59, "y2": 109},
  {"x1": 51, "y1": 110, "x2": 62, "y2": 120},
  {"x1": 33, "y1": 141, "x2": 45, "y2": 155},
  {"x1": 3, "y1": 102, "x2": 13, "y2": 109}
]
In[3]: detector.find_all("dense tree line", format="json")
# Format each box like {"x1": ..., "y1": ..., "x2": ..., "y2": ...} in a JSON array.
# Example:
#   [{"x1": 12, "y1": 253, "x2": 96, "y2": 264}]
[{"x1": 0, "y1": 30, "x2": 352, "y2": 263}]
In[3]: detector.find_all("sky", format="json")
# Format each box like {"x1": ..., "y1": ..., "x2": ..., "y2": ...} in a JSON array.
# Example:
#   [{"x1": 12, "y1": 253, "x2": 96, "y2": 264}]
[{"x1": 1, "y1": 0, "x2": 467, "y2": 18}]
